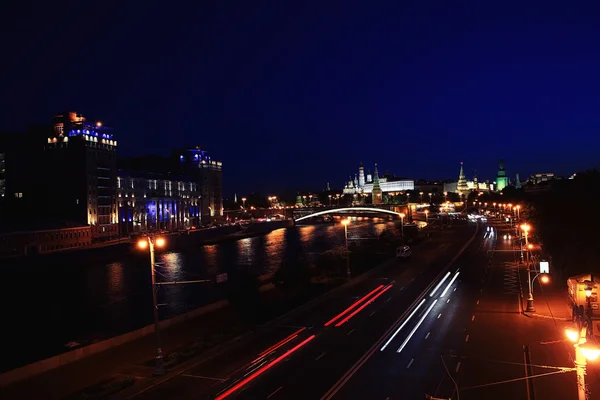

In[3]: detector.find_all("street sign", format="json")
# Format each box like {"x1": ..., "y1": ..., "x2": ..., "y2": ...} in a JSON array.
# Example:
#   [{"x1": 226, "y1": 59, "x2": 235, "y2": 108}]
[
  {"x1": 540, "y1": 261, "x2": 549, "y2": 274},
  {"x1": 216, "y1": 273, "x2": 228, "y2": 283}
]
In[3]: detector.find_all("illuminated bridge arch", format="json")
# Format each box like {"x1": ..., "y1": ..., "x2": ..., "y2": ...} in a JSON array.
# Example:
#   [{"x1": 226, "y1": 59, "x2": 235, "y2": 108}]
[{"x1": 294, "y1": 207, "x2": 403, "y2": 223}]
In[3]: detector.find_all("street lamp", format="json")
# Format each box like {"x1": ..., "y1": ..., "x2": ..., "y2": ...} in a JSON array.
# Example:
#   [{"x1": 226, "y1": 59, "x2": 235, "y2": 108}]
[
  {"x1": 565, "y1": 325, "x2": 600, "y2": 400},
  {"x1": 399, "y1": 212, "x2": 406, "y2": 243},
  {"x1": 241, "y1": 197, "x2": 247, "y2": 208},
  {"x1": 137, "y1": 235, "x2": 167, "y2": 375},
  {"x1": 519, "y1": 224, "x2": 534, "y2": 311},
  {"x1": 342, "y1": 219, "x2": 351, "y2": 278},
  {"x1": 419, "y1": 192, "x2": 424, "y2": 204}
]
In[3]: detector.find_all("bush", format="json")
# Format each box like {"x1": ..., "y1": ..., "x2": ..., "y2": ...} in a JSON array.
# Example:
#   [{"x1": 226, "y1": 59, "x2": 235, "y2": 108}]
[{"x1": 315, "y1": 246, "x2": 348, "y2": 279}]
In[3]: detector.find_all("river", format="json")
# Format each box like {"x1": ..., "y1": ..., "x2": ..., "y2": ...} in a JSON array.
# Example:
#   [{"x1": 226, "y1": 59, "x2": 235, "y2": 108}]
[{"x1": 1, "y1": 219, "x2": 392, "y2": 372}]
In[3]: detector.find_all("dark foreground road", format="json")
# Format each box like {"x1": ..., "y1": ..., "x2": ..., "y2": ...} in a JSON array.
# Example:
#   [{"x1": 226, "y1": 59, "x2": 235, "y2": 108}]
[{"x1": 127, "y1": 222, "x2": 476, "y2": 400}]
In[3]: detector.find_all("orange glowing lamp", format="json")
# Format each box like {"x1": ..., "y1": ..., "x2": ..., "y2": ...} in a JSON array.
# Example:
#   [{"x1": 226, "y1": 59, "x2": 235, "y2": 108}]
[{"x1": 137, "y1": 239, "x2": 148, "y2": 249}]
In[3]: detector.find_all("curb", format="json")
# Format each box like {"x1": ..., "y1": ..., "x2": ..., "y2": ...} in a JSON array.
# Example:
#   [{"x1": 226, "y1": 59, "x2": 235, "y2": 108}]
[{"x1": 523, "y1": 312, "x2": 571, "y2": 321}]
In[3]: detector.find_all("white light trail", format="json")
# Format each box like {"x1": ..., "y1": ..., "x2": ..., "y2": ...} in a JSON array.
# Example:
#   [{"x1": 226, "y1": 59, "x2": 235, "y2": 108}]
[
  {"x1": 440, "y1": 271, "x2": 461, "y2": 298},
  {"x1": 429, "y1": 272, "x2": 451, "y2": 297},
  {"x1": 397, "y1": 300, "x2": 438, "y2": 353},
  {"x1": 380, "y1": 299, "x2": 426, "y2": 351}
]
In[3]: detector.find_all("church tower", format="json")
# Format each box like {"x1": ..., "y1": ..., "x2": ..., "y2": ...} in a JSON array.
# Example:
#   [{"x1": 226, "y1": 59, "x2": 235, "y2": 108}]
[
  {"x1": 515, "y1": 173, "x2": 521, "y2": 189},
  {"x1": 358, "y1": 162, "x2": 365, "y2": 188},
  {"x1": 496, "y1": 159, "x2": 508, "y2": 191},
  {"x1": 372, "y1": 163, "x2": 383, "y2": 204},
  {"x1": 457, "y1": 162, "x2": 469, "y2": 195}
]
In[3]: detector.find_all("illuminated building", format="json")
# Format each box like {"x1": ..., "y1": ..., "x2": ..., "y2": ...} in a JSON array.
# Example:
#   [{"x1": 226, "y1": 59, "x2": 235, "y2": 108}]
[
  {"x1": 45, "y1": 112, "x2": 118, "y2": 240},
  {"x1": 177, "y1": 147, "x2": 223, "y2": 223},
  {"x1": 117, "y1": 171, "x2": 200, "y2": 234},
  {"x1": 118, "y1": 146, "x2": 223, "y2": 225},
  {"x1": 444, "y1": 162, "x2": 494, "y2": 194},
  {"x1": 495, "y1": 159, "x2": 509, "y2": 191},
  {"x1": 343, "y1": 163, "x2": 415, "y2": 195}
]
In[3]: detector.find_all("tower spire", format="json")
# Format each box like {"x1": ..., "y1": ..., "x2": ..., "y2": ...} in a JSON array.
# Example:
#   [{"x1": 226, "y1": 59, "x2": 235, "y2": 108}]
[
  {"x1": 372, "y1": 163, "x2": 382, "y2": 204},
  {"x1": 457, "y1": 161, "x2": 469, "y2": 195}
]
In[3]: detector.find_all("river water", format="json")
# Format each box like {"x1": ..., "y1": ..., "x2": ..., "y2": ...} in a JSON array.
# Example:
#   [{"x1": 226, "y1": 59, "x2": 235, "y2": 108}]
[{"x1": 1, "y1": 219, "x2": 392, "y2": 372}]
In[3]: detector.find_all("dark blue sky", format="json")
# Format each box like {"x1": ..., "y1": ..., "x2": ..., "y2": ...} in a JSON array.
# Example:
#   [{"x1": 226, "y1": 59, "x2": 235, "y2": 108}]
[{"x1": 2, "y1": 1, "x2": 600, "y2": 195}]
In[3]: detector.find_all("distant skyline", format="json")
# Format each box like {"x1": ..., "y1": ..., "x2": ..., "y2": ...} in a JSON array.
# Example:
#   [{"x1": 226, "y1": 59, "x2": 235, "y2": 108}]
[{"x1": 2, "y1": 1, "x2": 599, "y2": 195}]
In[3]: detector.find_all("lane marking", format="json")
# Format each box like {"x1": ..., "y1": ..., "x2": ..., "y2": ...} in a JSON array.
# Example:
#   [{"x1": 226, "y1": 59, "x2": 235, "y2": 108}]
[
  {"x1": 453, "y1": 287, "x2": 457, "y2": 292},
  {"x1": 315, "y1": 352, "x2": 326, "y2": 361},
  {"x1": 347, "y1": 329, "x2": 356, "y2": 336},
  {"x1": 386, "y1": 296, "x2": 392, "y2": 302},
  {"x1": 465, "y1": 334, "x2": 470, "y2": 342},
  {"x1": 425, "y1": 332, "x2": 431, "y2": 339},
  {"x1": 446, "y1": 299, "x2": 450, "y2": 304},
  {"x1": 399, "y1": 286, "x2": 404, "y2": 291},
  {"x1": 407, "y1": 359, "x2": 414, "y2": 369},
  {"x1": 181, "y1": 374, "x2": 225, "y2": 381},
  {"x1": 369, "y1": 311, "x2": 377, "y2": 317},
  {"x1": 456, "y1": 361, "x2": 461, "y2": 372},
  {"x1": 472, "y1": 315, "x2": 475, "y2": 321},
  {"x1": 437, "y1": 313, "x2": 442, "y2": 319},
  {"x1": 267, "y1": 386, "x2": 284, "y2": 399},
  {"x1": 476, "y1": 300, "x2": 480, "y2": 305}
]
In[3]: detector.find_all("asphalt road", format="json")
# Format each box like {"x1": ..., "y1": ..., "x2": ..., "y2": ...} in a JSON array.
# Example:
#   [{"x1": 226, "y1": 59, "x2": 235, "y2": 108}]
[
  {"x1": 324, "y1": 218, "x2": 577, "y2": 400},
  {"x1": 128, "y1": 222, "x2": 476, "y2": 400}
]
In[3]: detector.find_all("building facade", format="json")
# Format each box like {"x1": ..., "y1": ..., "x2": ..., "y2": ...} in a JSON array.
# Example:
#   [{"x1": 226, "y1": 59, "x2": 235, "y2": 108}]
[
  {"x1": 496, "y1": 159, "x2": 509, "y2": 191},
  {"x1": 117, "y1": 171, "x2": 200, "y2": 235},
  {"x1": 443, "y1": 162, "x2": 495, "y2": 195},
  {"x1": 343, "y1": 162, "x2": 414, "y2": 195},
  {"x1": 45, "y1": 112, "x2": 119, "y2": 240},
  {"x1": 177, "y1": 147, "x2": 223, "y2": 223},
  {"x1": 0, "y1": 225, "x2": 91, "y2": 257}
]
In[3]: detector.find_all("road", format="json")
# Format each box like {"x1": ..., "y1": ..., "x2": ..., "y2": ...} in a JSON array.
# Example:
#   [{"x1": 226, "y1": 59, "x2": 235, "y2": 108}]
[
  {"x1": 322, "y1": 218, "x2": 576, "y2": 400},
  {"x1": 127, "y1": 221, "x2": 476, "y2": 400}
]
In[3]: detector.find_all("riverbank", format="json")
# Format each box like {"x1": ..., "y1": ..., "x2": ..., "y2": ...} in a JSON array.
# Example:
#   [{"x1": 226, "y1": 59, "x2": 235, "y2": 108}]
[{"x1": 0, "y1": 220, "x2": 293, "y2": 262}]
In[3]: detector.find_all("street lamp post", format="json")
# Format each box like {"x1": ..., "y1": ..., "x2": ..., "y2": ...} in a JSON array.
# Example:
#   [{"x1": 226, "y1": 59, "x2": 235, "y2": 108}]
[
  {"x1": 520, "y1": 224, "x2": 533, "y2": 311},
  {"x1": 419, "y1": 192, "x2": 424, "y2": 204},
  {"x1": 399, "y1": 212, "x2": 406, "y2": 243},
  {"x1": 566, "y1": 325, "x2": 600, "y2": 400},
  {"x1": 342, "y1": 219, "x2": 351, "y2": 279},
  {"x1": 138, "y1": 235, "x2": 167, "y2": 375}
]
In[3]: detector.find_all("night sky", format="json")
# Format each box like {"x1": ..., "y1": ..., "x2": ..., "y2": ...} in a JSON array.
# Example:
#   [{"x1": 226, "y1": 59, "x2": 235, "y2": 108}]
[{"x1": 2, "y1": 1, "x2": 600, "y2": 196}]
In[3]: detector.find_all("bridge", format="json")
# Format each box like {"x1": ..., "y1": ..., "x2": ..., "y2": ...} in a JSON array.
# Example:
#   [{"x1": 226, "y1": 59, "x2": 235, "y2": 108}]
[{"x1": 293, "y1": 205, "x2": 410, "y2": 223}]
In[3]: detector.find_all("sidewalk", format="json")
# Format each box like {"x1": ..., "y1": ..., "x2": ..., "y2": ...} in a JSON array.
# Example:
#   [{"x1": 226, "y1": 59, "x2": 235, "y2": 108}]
[
  {"x1": 521, "y1": 269, "x2": 572, "y2": 321},
  {"x1": 518, "y1": 266, "x2": 600, "y2": 399}
]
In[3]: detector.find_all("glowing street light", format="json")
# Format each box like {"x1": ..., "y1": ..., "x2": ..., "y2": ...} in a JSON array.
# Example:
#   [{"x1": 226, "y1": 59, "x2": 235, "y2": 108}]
[
  {"x1": 137, "y1": 235, "x2": 167, "y2": 375},
  {"x1": 399, "y1": 212, "x2": 406, "y2": 242},
  {"x1": 565, "y1": 325, "x2": 600, "y2": 400},
  {"x1": 342, "y1": 219, "x2": 351, "y2": 278}
]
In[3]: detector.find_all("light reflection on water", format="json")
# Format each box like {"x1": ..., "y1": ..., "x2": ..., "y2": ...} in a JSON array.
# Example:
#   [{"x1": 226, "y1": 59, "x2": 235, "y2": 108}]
[{"x1": 106, "y1": 262, "x2": 125, "y2": 302}]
